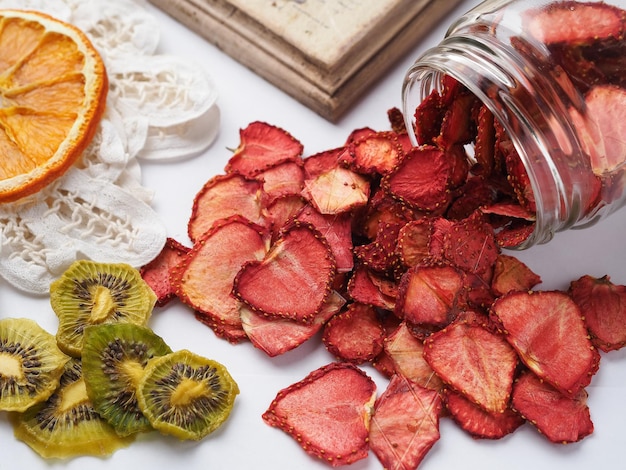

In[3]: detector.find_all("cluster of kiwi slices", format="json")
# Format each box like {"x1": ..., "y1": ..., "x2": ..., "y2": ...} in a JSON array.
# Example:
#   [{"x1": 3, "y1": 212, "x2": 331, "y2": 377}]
[{"x1": 0, "y1": 260, "x2": 239, "y2": 459}]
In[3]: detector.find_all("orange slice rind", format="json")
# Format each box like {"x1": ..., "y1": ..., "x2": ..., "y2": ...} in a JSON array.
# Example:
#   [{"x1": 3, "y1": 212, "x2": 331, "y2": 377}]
[{"x1": 0, "y1": 9, "x2": 108, "y2": 203}]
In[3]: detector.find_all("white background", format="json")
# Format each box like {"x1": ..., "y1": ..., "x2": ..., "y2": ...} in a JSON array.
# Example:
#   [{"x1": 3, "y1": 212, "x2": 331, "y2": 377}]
[{"x1": 2, "y1": 0, "x2": 626, "y2": 469}]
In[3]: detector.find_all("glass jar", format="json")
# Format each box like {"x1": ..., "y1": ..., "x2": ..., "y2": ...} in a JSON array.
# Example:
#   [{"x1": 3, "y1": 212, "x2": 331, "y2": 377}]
[{"x1": 402, "y1": 0, "x2": 626, "y2": 248}]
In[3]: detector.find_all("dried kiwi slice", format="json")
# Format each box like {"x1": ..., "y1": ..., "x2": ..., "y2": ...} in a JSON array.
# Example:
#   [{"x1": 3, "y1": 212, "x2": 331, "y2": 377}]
[
  {"x1": 0, "y1": 318, "x2": 69, "y2": 412},
  {"x1": 137, "y1": 349, "x2": 239, "y2": 440},
  {"x1": 50, "y1": 260, "x2": 157, "y2": 357},
  {"x1": 10, "y1": 358, "x2": 135, "y2": 459},
  {"x1": 82, "y1": 323, "x2": 172, "y2": 436}
]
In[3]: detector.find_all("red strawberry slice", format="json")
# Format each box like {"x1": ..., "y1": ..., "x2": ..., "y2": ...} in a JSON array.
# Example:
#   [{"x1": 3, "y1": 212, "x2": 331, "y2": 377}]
[
  {"x1": 262, "y1": 362, "x2": 376, "y2": 467},
  {"x1": 384, "y1": 322, "x2": 443, "y2": 391},
  {"x1": 491, "y1": 253, "x2": 542, "y2": 297},
  {"x1": 423, "y1": 319, "x2": 518, "y2": 414},
  {"x1": 346, "y1": 130, "x2": 404, "y2": 175},
  {"x1": 523, "y1": 1, "x2": 625, "y2": 45},
  {"x1": 395, "y1": 264, "x2": 465, "y2": 327},
  {"x1": 511, "y1": 370, "x2": 594, "y2": 443},
  {"x1": 225, "y1": 121, "x2": 304, "y2": 177},
  {"x1": 240, "y1": 290, "x2": 345, "y2": 357},
  {"x1": 302, "y1": 165, "x2": 370, "y2": 215},
  {"x1": 140, "y1": 237, "x2": 189, "y2": 307},
  {"x1": 396, "y1": 218, "x2": 435, "y2": 269},
  {"x1": 382, "y1": 145, "x2": 453, "y2": 212},
  {"x1": 172, "y1": 215, "x2": 269, "y2": 342},
  {"x1": 473, "y1": 104, "x2": 496, "y2": 176},
  {"x1": 413, "y1": 88, "x2": 445, "y2": 145},
  {"x1": 346, "y1": 265, "x2": 397, "y2": 311},
  {"x1": 491, "y1": 290, "x2": 600, "y2": 397},
  {"x1": 296, "y1": 204, "x2": 354, "y2": 273},
  {"x1": 256, "y1": 161, "x2": 304, "y2": 206},
  {"x1": 353, "y1": 221, "x2": 404, "y2": 276},
  {"x1": 369, "y1": 374, "x2": 442, "y2": 470},
  {"x1": 443, "y1": 388, "x2": 525, "y2": 440},
  {"x1": 322, "y1": 302, "x2": 385, "y2": 364},
  {"x1": 570, "y1": 274, "x2": 626, "y2": 352},
  {"x1": 187, "y1": 173, "x2": 265, "y2": 242},
  {"x1": 442, "y1": 211, "x2": 500, "y2": 276},
  {"x1": 233, "y1": 221, "x2": 336, "y2": 323}
]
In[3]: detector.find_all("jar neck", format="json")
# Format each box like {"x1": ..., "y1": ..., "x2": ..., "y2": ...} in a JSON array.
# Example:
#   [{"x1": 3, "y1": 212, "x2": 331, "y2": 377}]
[{"x1": 402, "y1": 33, "x2": 587, "y2": 248}]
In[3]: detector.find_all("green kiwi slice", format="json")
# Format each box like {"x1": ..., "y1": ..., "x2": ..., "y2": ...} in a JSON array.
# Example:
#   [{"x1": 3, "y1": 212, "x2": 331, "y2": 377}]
[
  {"x1": 0, "y1": 317, "x2": 69, "y2": 412},
  {"x1": 137, "y1": 349, "x2": 239, "y2": 440},
  {"x1": 82, "y1": 323, "x2": 172, "y2": 436},
  {"x1": 10, "y1": 358, "x2": 135, "y2": 459},
  {"x1": 50, "y1": 260, "x2": 157, "y2": 357}
]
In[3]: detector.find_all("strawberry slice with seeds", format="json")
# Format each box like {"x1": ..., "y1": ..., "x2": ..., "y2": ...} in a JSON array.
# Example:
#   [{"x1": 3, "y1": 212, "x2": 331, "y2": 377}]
[
  {"x1": 262, "y1": 362, "x2": 376, "y2": 467},
  {"x1": 523, "y1": 1, "x2": 625, "y2": 45},
  {"x1": 353, "y1": 221, "x2": 404, "y2": 277},
  {"x1": 369, "y1": 374, "x2": 442, "y2": 470},
  {"x1": 413, "y1": 88, "x2": 444, "y2": 145},
  {"x1": 302, "y1": 165, "x2": 370, "y2": 215},
  {"x1": 296, "y1": 204, "x2": 354, "y2": 273},
  {"x1": 382, "y1": 145, "x2": 453, "y2": 212},
  {"x1": 384, "y1": 322, "x2": 443, "y2": 391},
  {"x1": 511, "y1": 370, "x2": 594, "y2": 444},
  {"x1": 443, "y1": 388, "x2": 525, "y2": 440},
  {"x1": 396, "y1": 218, "x2": 435, "y2": 269},
  {"x1": 423, "y1": 318, "x2": 518, "y2": 414},
  {"x1": 241, "y1": 290, "x2": 346, "y2": 357},
  {"x1": 346, "y1": 130, "x2": 404, "y2": 175},
  {"x1": 225, "y1": 121, "x2": 304, "y2": 177},
  {"x1": 491, "y1": 253, "x2": 542, "y2": 297},
  {"x1": 173, "y1": 215, "x2": 269, "y2": 342},
  {"x1": 322, "y1": 302, "x2": 385, "y2": 364},
  {"x1": 263, "y1": 194, "x2": 307, "y2": 234},
  {"x1": 233, "y1": 220, "x2": 336, "y2": 323},
  {"x1": 256, "y1": 161, "x2": 305, "y2": 206},
  {"x1": 395, "y1": 264, "x2": 465, "y2": 327},
  {"x1": 491, "y1": 290, "x2": 600, "y2": 397},
  {"x1": 570, "y1": 274, "x2": 626, "y2": 352},
  {"x1": 346, "y1": 265, "x2": 397, "y2": 312},
  {"x1": 140, "y1": 237, "x2": 189, "y2": 307},
  {"x1": 188, "y1": 173, "x2": 265, "y2": 242},
  {"x1": 442, "y1": 211, "x2": 500, "y2": 276}
]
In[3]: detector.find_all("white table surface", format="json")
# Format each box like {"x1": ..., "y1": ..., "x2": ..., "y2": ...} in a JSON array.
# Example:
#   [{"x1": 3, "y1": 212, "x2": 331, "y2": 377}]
[{"x1": 3, "y1": 1, "x2": 626, "y2": 469}]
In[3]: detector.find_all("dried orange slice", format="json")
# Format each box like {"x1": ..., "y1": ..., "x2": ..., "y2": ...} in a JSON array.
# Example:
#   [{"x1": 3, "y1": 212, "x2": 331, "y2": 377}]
[{"x1": 0, "y1": 9, "x2": 107, "y2": 203}]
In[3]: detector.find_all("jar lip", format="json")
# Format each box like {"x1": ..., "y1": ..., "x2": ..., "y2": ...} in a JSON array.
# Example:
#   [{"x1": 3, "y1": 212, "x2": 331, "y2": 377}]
[{"x1": 401, "y1": 39, "x2": 574, "y2": 248}]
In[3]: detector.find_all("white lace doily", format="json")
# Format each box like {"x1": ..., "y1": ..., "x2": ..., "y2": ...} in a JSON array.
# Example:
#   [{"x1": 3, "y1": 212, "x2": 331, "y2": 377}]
[{"x1": 0, "y1": 0, "x2": 220, "y2": 294}]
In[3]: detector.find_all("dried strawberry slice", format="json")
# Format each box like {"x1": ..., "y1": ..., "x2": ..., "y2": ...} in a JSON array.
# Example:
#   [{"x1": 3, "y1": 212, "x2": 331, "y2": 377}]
[
  {"x1": 173, "y1": 215, "x2": 269, "y2": 342},
  {"x1": 353, "y1": 221, "x2": 403, "y2": 277},
  {"x1": 140, "y1": 237, "x2": 189, "y2": 307},
  {"x1": 262, "y1": 194, "x2": 307, "y2": 234},
  {"x1": 570, "y1": 274, "x2": 626, "y2": 352},
  {"x1": 442, "y1": 211, "x2": 500, "y2": 277},
  {"x1": 262, "y1": 362, "x2": 376, "y2": 467},
  {"x1": 491, "y1": 253, "x2": 542, "y2": 297},
  {"x1": 302, "y1": 165, "x2": 370, "y2": 215},
  {"x1": 322, "y1": 302, "x2": 385, "y2": 364},
  {"x1": 443, "y1": 388, "x2": 525, "y2": 440},
  {"x1": 491, "y1": 290, "x2": 600, "y2": 397},
  {"x1": 303, "y1": 147, "x2": 346, "y2": 179},
  {"x1": 346, "y1": 131, "x2": 404, "y2": 175},
  {"x1": 395, "y1": 264, "x2": 465, "y2": 327},
  {"x1": 241, "y1": 290, "x2": 345, "y2": 357},
  {"x1": 346, "y1": 265, "x2": 397, "y2": 312},
  {"x1": 256, "y1": 161, "x2": 304, "y2": 206},
  {"x1": 436, "y1": 90, "x2": 479, "y2": 149},
  {"x1": 423, "y1": 319, "x2": 518, "y2": 414},
  {"x1": 384, "y1": 322, "x2": 443, "y2": 391},
  {"x1": 570, "y1": 84, "x2": 626, "y2": 175},
  {"x1": 494, "y1": 219, "x2": 536, "y2": 248},
  {"x1": 523, "y1": 1, "x2": 625, "y2": 45},
  {"x1": 224, "y1": 121, "x2": 304, "y2": 177},
  {"x1": 296, "y1": 204, "x2": 354, "y2": 273},
  {"x1": 505, "y1": 149, "x2": 536, "y2": 213},
  {"x1": 369, "y1": 374, "x2": 442, "y2": 470},
  {"x1": 511, "y1": 370, "x2": 594, "y2": 444},
  {"x1": 396, "y1": 218, "x2": 435, "y2": 269},
  {"x1": 233, "y1": 221, "x2": 336, "y2": 323},
  {"x1": 382, "y1": 145, "x2": 453, "y2": 212},
  {"x1": 345, "y1": 127, "x2": 377, "y2": 145},
  {"x1": 413, "y1": 88, "x2": 444, "y2": 145},
  {"x1": 188, "y1": 173, "x2": 265, "y2": 242}
]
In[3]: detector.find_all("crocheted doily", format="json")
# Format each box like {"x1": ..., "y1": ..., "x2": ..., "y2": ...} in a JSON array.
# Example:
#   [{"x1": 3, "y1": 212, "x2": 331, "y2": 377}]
[{"x1": 0, "y1": 0, "x2": 220, "y2": 294}]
